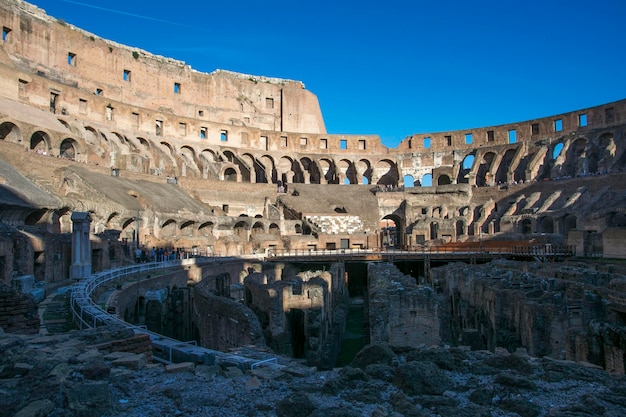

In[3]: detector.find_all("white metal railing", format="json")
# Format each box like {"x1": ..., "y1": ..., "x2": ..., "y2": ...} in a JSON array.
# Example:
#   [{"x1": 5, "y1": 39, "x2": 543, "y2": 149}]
[{"x1": 69, "y1": 257, "x2": 277, "y2": 368}]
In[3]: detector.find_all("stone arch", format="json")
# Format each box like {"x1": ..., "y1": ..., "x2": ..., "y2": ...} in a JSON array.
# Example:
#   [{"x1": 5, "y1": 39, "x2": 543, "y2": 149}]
[
  {"x1": 200, "y1": 148, "x2": 219, "y2": 179},
  {"x1": 300, "y1": 157, "x2": 321, "y2": 184},
  {"x1": 562, "y1": 138, "x2": 587, "y2": 177},
  {"x1": 0, "y1": 121, "x2": 21, "y2": 143},
  {"x1": 562, "y1": 213, "x2": 577, "y2": 239},
  {"x1": 83, "y1": 126, "x2": 99, "y2": 145},
  {"x1": 592, "y1": 132, "x2": 616, "y2": 174},
  {"x1": 403, "y1": 174, "x2": 415, "y2": 188},
  {"x1": 198, "y1": 221, "x2": 214, "y2": 237},
  {"x1": 242, "y1": 153, "x2": 266, "y2": 183},
  {"x1": 30, "y1": 131, "x2": 52, "y2": 154},
  {"x1": 59, "y1": 138, "x2": 78, "y2": 160},
  {"x1": 457, "y1": 154, "x2": 475, "y2": 184},
  {"x1": 520, "y1": 218, "x2": 533, "y2": 235},
  {"x1": 251, "y1": 221, "x2": 264, "y2": 234},
  {"x1": 180, "y1": 220, "x2": 195, "y2": 237},
  {"x1": 337, "y1": 159, "x2": 357, "y2": 184},
  {"x1": 111, "y1": 131, "x2": 132, "y2": 153},
  {"x1": 269, "y1": 223, "x2": 280, "y2": 235},
  {"x1": 233, "y1": 221, "x2": 249, "y2": 238},
  {"x1": 136, "y1": 137, "x2": 151, "y2": 150},
  {"x1": 476, "y1": 152, "x2": 496, "y2": 187},
  {"x1": 437, "y1": 174, "x2": 451, "y2": 185},
  {"x1": 105, "y1": 212, "x2": 121, "y2": 230},
  {"x1": 318, "y1": 158, "x2": 338, "y2": 184},
  {"x1": 161, "y1": 219, "x2": 177, "y2": 238},
  {"x1": 179, "y1": 145, "x2": 201, "y2": 177},
  {"x1": 223, "y1": 150, "x2": 251, "y2": 182},
  {"x1": 538, "y1": 216, "x2": 554, "y2": 234},
  {"x1": 495, "y1": 148, "x2": 516, "y2": 184},
  {"x1": 356, "y1": 158, "x2": 373, "y2": 184},
  {"x1": 375, "y1": 159, "x2": 399, "y2": 186},
  {"x1": 260, "y1": 155, "x2": 277, "y2": 183},
  {"x1": 277, "y1": 156, "x2": 296, "y2": 184},
  {"x1": 421, "y1": 173, "x2": 433, "y2": 187},
  {"x1": 381, "y1": 214, "x2": 403, "y2": 247},
  {"x1": 57, "y1": 118, "x2": 73, "y2": 132},
  {"x1": 222, "y1": 165, "x2": 240, "y2": 182}
]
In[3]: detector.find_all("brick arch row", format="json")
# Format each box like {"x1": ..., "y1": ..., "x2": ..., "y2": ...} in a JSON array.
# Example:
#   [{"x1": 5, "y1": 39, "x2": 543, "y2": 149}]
[{"x1": 1, "y1": 118, "x2": 624, "y2": 189}]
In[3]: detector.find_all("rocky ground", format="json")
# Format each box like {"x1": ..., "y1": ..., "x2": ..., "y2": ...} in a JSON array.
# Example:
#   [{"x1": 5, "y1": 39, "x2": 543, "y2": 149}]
[{"x1": 1, "y1": 326, "x2": 625, "y2": 417}]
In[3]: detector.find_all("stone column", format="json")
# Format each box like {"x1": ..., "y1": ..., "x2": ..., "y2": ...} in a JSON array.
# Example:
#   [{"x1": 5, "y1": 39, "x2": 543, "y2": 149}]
[{"x1": 70, "y1": 212, "x2": 92, "y2": 280}]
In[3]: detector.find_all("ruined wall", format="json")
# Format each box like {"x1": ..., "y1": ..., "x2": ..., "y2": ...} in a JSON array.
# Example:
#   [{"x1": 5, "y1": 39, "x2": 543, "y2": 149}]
[
  {"x1": 192, "y1": 276, "x2": 266, "y2": 352},
  {"x1": 603, "y1": 228, "x2": 626, "y2": 259},
  {"x1": 368, "y1": 263, "x2": 442, "y2": 347},
  {"x1": 432, "y1": 260, "x2": 626, "y2": 374},
  {"x1": 243, "y1": 262, "x2": 349, "y2": 368},
  {"x1": 0, "y1": 283, "x2": 39, "y2": 333}
]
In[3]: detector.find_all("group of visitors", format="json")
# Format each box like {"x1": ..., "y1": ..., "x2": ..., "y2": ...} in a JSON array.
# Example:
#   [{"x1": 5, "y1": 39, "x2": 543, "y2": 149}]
[{"x1": 134, "y1": 246, "x2": 187, "y2": 263}]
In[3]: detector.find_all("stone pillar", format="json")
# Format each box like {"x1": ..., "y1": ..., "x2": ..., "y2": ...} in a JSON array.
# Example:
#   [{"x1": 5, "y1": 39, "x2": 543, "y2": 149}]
[{"x1": 70, "y1": 212, "x2": 92, "y2": 280}]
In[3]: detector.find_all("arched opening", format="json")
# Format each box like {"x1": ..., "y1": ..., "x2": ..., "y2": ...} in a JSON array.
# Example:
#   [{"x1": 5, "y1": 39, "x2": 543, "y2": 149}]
[
  {"x1": 59, "y1": 138, "x2": 77, "y2": 160},
  {"x1": 224, "y1": 167, "x2": 237, "y2": 182},
  {"x1": 521, "y1": 218, "x2": 533, "y2": 235},
  {"x1": 437, "y1": 174, "x2": 451, "y2": 185},
  {"x1": 562, "y1": 214, "x2": 577, "y2": 239},
  {"x1": 0, "y1": 122, "x2": 21, "y2": 143},
  {"x1": 381, "y1": 215, "x2": 402, "y2": 248},
  {"x1": 421, "y1": 173, "x2": 433, "y2": 187},
  {"x1": 553, "y1": 143, "x2": 564, "y2": 160},
  {"x1": 476, "y1": 152, "x2": 495, "y2": 187},
  {"x1": 495, "y1": 149, "x2": 516, "y2": 184},
  {"x1": 403, "y1": 174, "x2": 414, "y2": 188},
  {"x1": 233, "y1": 221, "x2": 248, "y2": 238},
  {"x1": 457, "y1": 154, "x2": 475, "y2": 184},
  {"x1": 539, "y1": 216, "x2": 554, "y2": 234},
  {"x1": 30, "y1": 131, "x2": 51, "y2": 154},
  {"x1": 199, "y1": 221, "x2": 214, "y2": 237},
  {"x1": 252, "y1": 222, "x2": 264, "y2": 234}
]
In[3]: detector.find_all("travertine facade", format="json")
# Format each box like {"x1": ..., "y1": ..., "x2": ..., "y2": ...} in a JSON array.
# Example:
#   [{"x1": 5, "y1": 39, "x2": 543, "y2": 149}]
[{"x1": 0, "y1": 0, "x2": 625, "y2": 292}]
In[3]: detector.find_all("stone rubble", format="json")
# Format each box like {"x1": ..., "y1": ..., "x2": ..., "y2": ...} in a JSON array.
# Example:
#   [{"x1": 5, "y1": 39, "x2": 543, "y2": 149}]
[{"x1": 1, "y1": 327, "x2": 625, "y2": 417}]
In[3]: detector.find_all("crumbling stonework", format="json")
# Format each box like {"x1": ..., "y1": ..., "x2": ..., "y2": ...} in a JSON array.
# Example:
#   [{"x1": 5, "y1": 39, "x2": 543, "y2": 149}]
[
  {"x1": 192, "y1": 276, "x2": 266, "y2": 352},
  {"x1": 0, "y1": 283, "x2": 39, "y2": 333},
  {"x1": 432, "y1": 259, "x2": 626, "y2": 374},
  {"x1": 244, "y1": 262, "x2": 349, "y2": 368},
  {"x1": 368, "y1": 263, "x2": 442, "y2": 348}
]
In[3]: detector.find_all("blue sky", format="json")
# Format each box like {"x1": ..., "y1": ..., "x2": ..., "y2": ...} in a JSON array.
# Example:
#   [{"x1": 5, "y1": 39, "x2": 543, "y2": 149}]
[{"x1": 31, "y1": 0, "x2": 626, "y2": 148}]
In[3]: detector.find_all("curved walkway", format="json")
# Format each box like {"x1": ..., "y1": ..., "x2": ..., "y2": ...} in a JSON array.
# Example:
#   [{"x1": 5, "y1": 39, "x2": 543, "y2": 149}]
[{"x1": 68, "y1": 257, "x2": 276, "y2": 368}]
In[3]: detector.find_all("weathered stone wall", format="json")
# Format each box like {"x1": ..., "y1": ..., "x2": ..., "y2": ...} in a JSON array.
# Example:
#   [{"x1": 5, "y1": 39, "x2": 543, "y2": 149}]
[
  {"x1": 603, "y1": 228, "x2": 626, "y2": 259},
  {"x1": 432, "y1": 259, "x2": 626, "y2": 374},
  {"x1": 243, "y1": 262, "x2": 348, "y2": 368},
  {"x1": 368, "y1": 263, "x2": 443, "y2": 348},
  {"x1": 0, "y1": 283, "x2": 39, "y2": 333},
  {"x1": 192, "y1": 276, "x2": 265, "y2": 352}
]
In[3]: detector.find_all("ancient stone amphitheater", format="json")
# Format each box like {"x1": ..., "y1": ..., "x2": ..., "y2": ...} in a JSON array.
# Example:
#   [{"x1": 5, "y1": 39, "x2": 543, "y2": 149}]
[{"x1": 1, "y1": 3, "x2": 626, "y2": 415}]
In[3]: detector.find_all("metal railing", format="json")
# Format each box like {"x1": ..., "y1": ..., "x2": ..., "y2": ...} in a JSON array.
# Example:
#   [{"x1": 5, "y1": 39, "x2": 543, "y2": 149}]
[
  {"x1": 266, "y1": 245, "x2": 575, "y2": 260},
  {"x1": 68, "y1": 257, "x2": 277, "y2": 368}
]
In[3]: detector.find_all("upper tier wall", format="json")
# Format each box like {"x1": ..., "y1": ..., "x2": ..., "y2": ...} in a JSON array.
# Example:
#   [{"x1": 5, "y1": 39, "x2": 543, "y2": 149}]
[{"x1": 0, "y1": 0, "x2": 624, "y2": 159}]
